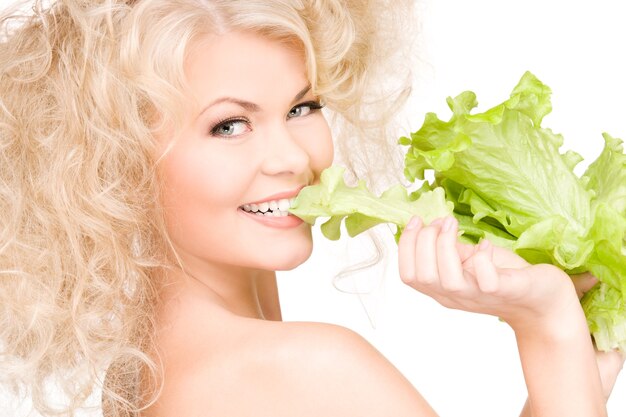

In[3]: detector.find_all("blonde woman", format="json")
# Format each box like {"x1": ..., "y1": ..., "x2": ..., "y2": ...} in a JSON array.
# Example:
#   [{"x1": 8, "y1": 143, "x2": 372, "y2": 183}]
[{"x1": 0, "y1": 1, "x2": 621, "y2": 416}]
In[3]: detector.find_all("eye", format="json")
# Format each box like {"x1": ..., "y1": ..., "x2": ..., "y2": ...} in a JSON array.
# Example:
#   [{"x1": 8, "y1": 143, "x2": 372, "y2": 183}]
[
  {"x1": 210, "y1": 118, "x2": 250, "y2": 138},
  {"x1": 287, "y1": 101, "x2": 324, "y2": 119}
]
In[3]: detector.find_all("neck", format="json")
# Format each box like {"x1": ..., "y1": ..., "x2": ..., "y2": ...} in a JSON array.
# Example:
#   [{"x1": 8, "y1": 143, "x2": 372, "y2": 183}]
[
  {"x1": 162, "y1": 261, "x2": 282, "y2": 321},
  {"x1": 255, "y1": 270, "x2": 283, "y2": 321}
]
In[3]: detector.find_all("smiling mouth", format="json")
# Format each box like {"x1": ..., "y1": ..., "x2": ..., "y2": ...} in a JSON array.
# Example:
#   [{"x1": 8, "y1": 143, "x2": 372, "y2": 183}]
[{"x1": 240, "y1": 197, "x2": 297, "y2": 217}]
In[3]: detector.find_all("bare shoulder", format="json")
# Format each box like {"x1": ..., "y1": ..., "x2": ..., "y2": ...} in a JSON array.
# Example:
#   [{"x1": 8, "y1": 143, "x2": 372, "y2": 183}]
[
  {"x1": 148, "y1": 319, "x2": 437, "y2": 417},
  {"x1": 259, "y1": 321, "x2": 436, "y2": 415}
]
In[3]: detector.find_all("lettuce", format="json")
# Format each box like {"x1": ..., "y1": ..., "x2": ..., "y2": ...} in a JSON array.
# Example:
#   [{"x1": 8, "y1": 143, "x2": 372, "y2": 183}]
[
  {"x1": 580, "y1": 134, "x2": 626, "y2": 349},
  {"x1": 289, "y1": 166, "x2": 453, "y2": 242},
  {"x1": 403, "y1": 72, "x2": 596, "y2": 269},
  {"x1": 584, "y1": 133, "x2": 626, "y2": 216},
  {"x1": 401, "y1": 72, "x2": 626, "y2": 350},
  {"x1": 289, "y1": 72, "x2": 626, "y2": 351}
]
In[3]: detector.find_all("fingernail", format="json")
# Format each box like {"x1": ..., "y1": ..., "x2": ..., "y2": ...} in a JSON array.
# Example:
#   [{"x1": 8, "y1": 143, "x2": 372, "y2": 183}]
[
  {"x1": 478, "y1": 239, "x2": 490, "y2": 251},
  {"x1": 441, "y1": 216, "x2": 455, "y2": 233},
  {"x1": 405, "y1": 216, "x2": 421, "y2": 230}
]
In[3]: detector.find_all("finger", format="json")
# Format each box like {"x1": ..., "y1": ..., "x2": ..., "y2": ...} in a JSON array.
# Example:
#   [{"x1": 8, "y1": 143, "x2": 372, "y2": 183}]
[
  {"x1": 436, "y1": 216, "x2": 465, "y2": 292},
  {"x1": 489, "y1": 245, "x2": 530, "y2": 269},
  {"x1": 456, "y1": 241, "x2": 475, "y2": 263},
  {"x1": 596, "y1": 349, "x2": 625, "y2": 399},
  {"x1": 571, "y1": 272, "x2": 598, "y2": 299},
  {"x1": 413, "y1": 220, "x2": 443, "y2": 286},
  {"x1": 398, "y1": 216, "x2": 422, "y2": 284},
  {"x1": 471, "y1": 240, "x2": 499, "y2": 293},
  {"x1": 460, "y1": 239, "x2": 482, "y2": 275}
]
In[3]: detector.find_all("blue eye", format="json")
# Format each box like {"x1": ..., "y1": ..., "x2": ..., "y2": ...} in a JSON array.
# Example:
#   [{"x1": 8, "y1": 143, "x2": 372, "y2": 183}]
[
  {"x1": 288, "y1": 101, "x2": 324, "y2": 119},
  {"x1": 210, "y1": 118, "x2": 250, "y2": 138}
]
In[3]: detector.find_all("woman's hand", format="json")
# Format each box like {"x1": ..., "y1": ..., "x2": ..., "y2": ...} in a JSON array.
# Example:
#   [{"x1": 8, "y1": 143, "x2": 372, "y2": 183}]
[
  {"x1": 517, "y1": 273, "x2": 624, "y2": 416},
  {"x1": 397, "y1": 215, "x2": 578, "y2": 332},
  {"x1": 398, "y1": 215, "x2": 608, "y2": 416}
]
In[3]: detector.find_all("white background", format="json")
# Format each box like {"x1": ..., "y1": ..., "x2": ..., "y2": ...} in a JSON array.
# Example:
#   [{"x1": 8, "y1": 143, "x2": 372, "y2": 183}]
[
  {"x1": 1, "y1": 0, "x2": 625, "y2": 416},
  {"x1": 279, "y1": 1, "x2": 626, "y2": 416}
]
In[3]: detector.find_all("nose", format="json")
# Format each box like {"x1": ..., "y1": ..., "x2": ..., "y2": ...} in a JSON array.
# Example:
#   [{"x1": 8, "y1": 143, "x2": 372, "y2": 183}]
[{"x1": 260, "y1": 122, "x2": 311, "y2": 177}]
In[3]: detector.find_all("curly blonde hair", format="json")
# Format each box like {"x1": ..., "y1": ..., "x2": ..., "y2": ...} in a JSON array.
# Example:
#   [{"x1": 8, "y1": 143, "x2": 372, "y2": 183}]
[{"x1": 0, "y1": 0, "x2": 418, "y2": 415}]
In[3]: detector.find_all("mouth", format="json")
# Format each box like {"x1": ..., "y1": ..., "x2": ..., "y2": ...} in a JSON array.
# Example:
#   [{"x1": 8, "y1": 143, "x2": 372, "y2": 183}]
[
  {"x1": 240, "y1": 197, "x2": 297, "y2": 218},
  {"x1": 238, "y1": 185, "x2": 305, "y2": 218}
]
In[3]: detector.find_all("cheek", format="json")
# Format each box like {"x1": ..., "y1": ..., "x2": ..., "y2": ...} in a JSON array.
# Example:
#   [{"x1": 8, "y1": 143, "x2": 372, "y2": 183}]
[
  {"x1": 158, "y1": 144, "x2": 253, "y2": 237},
  {"x1": 304, "y1": 117, "x2": 334, "y2": 175}
]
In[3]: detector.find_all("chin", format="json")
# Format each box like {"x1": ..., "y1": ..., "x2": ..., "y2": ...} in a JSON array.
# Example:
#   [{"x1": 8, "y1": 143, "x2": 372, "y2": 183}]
[{"x1": 268, "y1": 243, "x2": 313, "y2": 271}]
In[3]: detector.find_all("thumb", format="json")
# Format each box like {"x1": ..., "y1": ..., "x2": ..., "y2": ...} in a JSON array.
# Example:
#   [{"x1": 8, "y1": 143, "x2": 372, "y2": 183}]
[{"x1": 570, "y1": 272, "x2": 598, "y2": 299}]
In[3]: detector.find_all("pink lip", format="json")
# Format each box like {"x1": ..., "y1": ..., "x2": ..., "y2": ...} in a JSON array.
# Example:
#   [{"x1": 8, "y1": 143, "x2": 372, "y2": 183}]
[
  {"x1": 238, "y1": 208, "x2": 305, "y2": 228},
  {"x1": 238, "y1": 185, "x2": 308, "y2": 229},
  {"x1": 243, "y1": 185, "x2": 306, "y2": 206}
]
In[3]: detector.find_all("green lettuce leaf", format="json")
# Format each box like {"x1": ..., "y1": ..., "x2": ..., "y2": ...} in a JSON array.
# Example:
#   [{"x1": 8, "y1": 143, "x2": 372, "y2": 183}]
[
  {"x1": 290, "y1": 71, "x2": 626, "y2": 351},
  {"x1": 582, "y1": 202, "x2": 626, "y2": 350},
  {"x1": 402, "y1": 71, "x2": 594, "y2": 270},
  {"x1": 583, "y1": 133, "x2": 626, "y2": 218},
  {"x1": 401, "y1": 71, "x2": 626, "y2": 350},
  {"x1": 288, "y1": 166, "x2": 453, "y2": 241},
  {"x1": 420, "y1": 177, "x2": 517, "y2": 248},
  {"x1": 582, "y1": 282, "x2": 626, "y2": 351}
]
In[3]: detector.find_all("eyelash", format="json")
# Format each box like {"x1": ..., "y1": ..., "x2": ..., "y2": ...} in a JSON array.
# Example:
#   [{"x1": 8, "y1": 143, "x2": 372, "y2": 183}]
[
  {"x1": 209, "y1": 100, "x2": 325, "y2": 138},
  {"x1": 289, "y1": 100, "x2": 325, "y2": 117}
]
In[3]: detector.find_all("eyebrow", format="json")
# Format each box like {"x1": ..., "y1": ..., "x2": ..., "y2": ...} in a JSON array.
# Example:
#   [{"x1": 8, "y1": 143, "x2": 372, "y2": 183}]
[{"x1": 199, "y1": 84, "x2": 312, "y2": 116}]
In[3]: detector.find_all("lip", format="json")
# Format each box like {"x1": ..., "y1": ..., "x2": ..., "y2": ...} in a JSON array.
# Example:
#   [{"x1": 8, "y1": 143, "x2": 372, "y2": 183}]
[
  {"x1": 238, "y1": 185, "x2": 307, "y2": 229},
  {"x1": 238, "y1": 207, "x2": 305, "y2": 228},
  {"x1": 242, "y1": 185, "x2": 306, "y2": 206}
]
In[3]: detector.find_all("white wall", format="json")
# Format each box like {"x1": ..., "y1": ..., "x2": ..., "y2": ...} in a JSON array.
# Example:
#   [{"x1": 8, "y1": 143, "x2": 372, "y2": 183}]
[
  {"x1": 279, "y1": 1, "x2": 626, "y2": 416},
  {"x1": 0, "y1": 0, "x2": 624, "y2": 416}
]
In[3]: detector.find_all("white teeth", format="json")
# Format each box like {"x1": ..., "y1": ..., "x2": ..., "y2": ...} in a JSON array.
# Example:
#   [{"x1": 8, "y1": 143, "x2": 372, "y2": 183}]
[
  {"x1": 241, "y1": 197, "x2": 293, "y2": 216},
  {"x1": 277, "y1": 199, "x2": 290, "y2": 211}
]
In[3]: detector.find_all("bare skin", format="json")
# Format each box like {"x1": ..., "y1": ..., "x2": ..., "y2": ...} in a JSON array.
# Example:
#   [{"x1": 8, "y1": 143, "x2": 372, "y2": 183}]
[
  {"x1": 144, "y1": 229, "x2": 621, "y2": 417},
  {"x1": 398, "y1": 217, "x2": 607, "y2": 417},
  {"x1": 141, "y1": 31, "x2": 619, "y2": 417},
  {"x1": 147, "y1": 269, "x2": 436, "y2": 416},
  {"x1": 146, "y1": 30, "x2": 434, "y2": 416},
  {"x1": 519, "y1": 273, "x2": 625, "y2": 417}
]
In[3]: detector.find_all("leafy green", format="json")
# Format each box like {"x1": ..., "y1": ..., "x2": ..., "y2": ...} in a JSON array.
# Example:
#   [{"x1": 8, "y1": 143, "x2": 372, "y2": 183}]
[
  {"x1": 401, "y1": 71, "x2": 626, "y2": 350},
  {"x1": 403, "y1": 72, "x2": 595, "y2": 270},
  {"x1": 289, "y1": 71, "x2": 626, "y2": 351},
  {"x1": 289, "y1": 166, "x2": 453, "y2": 242},
  {"x1": 583, "y1": 133, "x2": 626, "y2": 217}
]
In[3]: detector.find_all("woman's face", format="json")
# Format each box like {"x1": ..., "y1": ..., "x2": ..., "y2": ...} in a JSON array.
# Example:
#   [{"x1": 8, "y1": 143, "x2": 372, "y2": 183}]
[{"x1": 156, "y1": 31, "x2": 333, "y2": 276}]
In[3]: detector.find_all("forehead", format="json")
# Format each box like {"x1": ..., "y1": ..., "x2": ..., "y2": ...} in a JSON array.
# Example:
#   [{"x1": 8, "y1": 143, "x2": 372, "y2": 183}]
[{"x1": 184, "y1": 31, "x2": 309, "y2": 105}]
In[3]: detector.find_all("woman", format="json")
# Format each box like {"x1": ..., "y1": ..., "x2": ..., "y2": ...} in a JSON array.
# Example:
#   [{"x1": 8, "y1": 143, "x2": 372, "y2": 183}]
[{"x1": 0, "y1": 1, "x2": 621, "y2": 416}]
